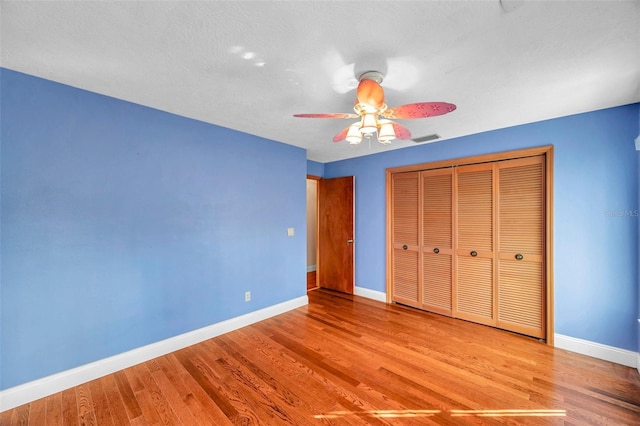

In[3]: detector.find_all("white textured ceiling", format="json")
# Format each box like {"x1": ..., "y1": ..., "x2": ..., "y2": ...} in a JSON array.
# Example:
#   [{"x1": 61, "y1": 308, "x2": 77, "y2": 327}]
[{"x1": 2, "y1": 1, "x2": 639, "y2": 163}]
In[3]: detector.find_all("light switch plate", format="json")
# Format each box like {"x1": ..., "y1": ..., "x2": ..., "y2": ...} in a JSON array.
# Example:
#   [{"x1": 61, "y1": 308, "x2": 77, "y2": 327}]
[{"x1": 287, "y1": 227, "x2": 294, "y2": 236}]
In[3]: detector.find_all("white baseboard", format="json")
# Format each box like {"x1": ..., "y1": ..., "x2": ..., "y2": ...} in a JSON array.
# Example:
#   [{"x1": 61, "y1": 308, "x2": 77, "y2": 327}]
[
  {"x1": 554, "y1": 334, "x2": 638, "y2": 368},
  {"x1": 0, "y1": 295, "x2": 308, "y2": 413},
  {"x1": 354, "y1": 286, "x2": 387, "y2": 303}
]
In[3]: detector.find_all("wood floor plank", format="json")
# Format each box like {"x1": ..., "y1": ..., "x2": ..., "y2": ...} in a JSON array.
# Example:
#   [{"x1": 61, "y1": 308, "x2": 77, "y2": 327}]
[
  {"x1": 75, "y1": 383, "x2": 98, "y2": 425},
  {"x1": 174, "y1": 348, "x2": 244, "y2": 422},
  {"x1": 191, "y1": 342, "x2": 297, "y2": 425},
  {"x1": 25, "y1": 396, "x2": 46, "y2": 426},
  {"x1": 124, "y1": 365, "x2": 164, "y2": 426},
  {"x1": 166, "y1": 352, "x2": 235, "y2": 426},
  {"x1": 44, "y1": 392, "x2": 62, "y2": 426},
  {"x1": 205, "y1": 339, "x2": 311, "y2": 423},
  {"x1": 152, "y1": 356, "x2": 216, "y2": 425},
  {"x1": 2, "y1": 289, "x2": 639, "y2": 425},
  {"x1": 60, "y1": 387, "x2": 79, "y2": 426},
  {"x1": 100, "y1": 373, "x2": 132, "y2": 425},
  {"x1": 7, "y1": 404, "x2": 28, "y2": 426},
  {"x1": 129, "y1": 362, "x2": 183, "y2": 425},
  {"x1": 113, "y1": 370, "x2": 142, "y2": 421},
  {"x1": 150, "y1": 367, "x2": 198, "y2": 425},
  {"x1": 215, "y1": 329, "x2": 344, "y2": 416},
  {"x1": 86, "y1": 378, "x2": 115, "y2": 426},
  {"x1": 0, "y1": 410, "x2": 13, "y2": 426}
]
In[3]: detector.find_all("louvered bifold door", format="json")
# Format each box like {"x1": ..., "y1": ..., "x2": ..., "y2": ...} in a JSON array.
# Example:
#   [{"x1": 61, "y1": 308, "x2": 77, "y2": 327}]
[
  {"x1": 455, "y1": 163, "x2": 496, "y2": 326},
  {"x1": 421, "y1": 169, "x2": 453, "y2": 316},
  {"x1": 391, "y1": 172, "x2": 420, "y2": 306},
  {"x1": 497, "y1": 156, "x2": 545, "y2": 338}
]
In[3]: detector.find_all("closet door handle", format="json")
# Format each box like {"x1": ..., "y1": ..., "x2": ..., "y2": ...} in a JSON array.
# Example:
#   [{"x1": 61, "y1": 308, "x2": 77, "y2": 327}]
[
  {"x1": 402, "y1": 245, "x2": 408, "y2": 250},
  {"x1": 515, "y1": 253, "x2": 524, "y2": 260},
  {"x1": 470, "y1": 250, "x2": 478, "y2": 257},
  {"x1": 433, "y1": 248, "x2": 440, "y2": 254},
  {"x1": 347, "y1": 239, "x2": 354, "y2": 244}
]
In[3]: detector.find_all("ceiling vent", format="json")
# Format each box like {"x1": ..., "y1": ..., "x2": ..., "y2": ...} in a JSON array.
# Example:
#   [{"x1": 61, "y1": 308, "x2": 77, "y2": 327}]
[{"x1": 412, "y1": 134, "x2": 440, "y2": 143}]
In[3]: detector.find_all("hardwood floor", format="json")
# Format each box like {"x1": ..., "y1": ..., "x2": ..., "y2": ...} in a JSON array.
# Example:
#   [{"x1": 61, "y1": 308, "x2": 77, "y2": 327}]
[
  {"x1": 2, "y1": 289, "x2": 639, "y2": 425},
  {"x1": 306, "y1": 271, "x2": 317, "y2": 291}
]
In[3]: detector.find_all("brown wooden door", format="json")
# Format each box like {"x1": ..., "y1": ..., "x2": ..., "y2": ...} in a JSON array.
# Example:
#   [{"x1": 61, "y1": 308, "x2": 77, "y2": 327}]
[
  {"x1": 386, "y1": 147, "x2": 552, "y2": 341},
  {"x1": 454, "y1": 163, "x2": 496, "y2": 326},
  {"x1": 421, "y1": 168, "x2": 454, "y2": 316},
  {"x1": 496, "y1": 156, "x2": 545, "y2": 338},
  {"x1": 391, "y1": 172, "x2": 420, "y2": 305},
  {"x1": 318, "y1": 176, "x2": 354, "y2": 294}
]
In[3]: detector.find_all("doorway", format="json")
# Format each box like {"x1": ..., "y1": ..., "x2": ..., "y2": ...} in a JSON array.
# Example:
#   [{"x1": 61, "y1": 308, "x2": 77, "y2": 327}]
[
  {"x1": 306, "y1": 176, "x2": 319, "y2": 291},
  {"x1": 307, "y1": 175, "x2": 356, "y2": 294}
]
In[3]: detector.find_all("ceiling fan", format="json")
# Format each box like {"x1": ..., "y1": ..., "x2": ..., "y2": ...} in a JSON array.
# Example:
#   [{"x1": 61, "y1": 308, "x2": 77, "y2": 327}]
[{"x1": 293, "y1": 71, "x2": 456, "y2": 145}]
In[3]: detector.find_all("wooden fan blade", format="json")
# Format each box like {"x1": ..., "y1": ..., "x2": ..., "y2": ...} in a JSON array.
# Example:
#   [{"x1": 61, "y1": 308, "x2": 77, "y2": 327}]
[
  {"x1": 382, "y1": 102, "x2": 456, "y2": 119},
  {"x1": 391, "y1": 122, "x2": 412, "y2": 139},
  {"x1": 293, "y1": 113, "x2": 359, "y2": 119},
  {"x1": 332, "y1": 126, "x2": 350, "y2": 142}
]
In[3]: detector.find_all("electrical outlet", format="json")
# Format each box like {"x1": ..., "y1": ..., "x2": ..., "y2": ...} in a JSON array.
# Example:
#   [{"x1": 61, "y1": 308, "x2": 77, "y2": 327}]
[{"x1": 245, "y1": 291, "x2": 251, "y2": 302}]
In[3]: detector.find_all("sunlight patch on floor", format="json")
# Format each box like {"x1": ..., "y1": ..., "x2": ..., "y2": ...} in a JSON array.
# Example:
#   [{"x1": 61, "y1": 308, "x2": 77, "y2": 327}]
[
  {"x1": 451, "y1": 409, "x2": 567, "y2": 417},
  {"x1": 314, "y1": 409, "x2": 441, "y2": 419},
  {"x1": 314, "y1": 408, "x2": 567, "y2": 419}
]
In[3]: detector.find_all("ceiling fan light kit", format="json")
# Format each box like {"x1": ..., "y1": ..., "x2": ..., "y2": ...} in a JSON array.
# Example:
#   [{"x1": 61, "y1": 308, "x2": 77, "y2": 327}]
[
  {"x1": 360, "y1": 113, "x2": 379, "y2": 134},
  {"x1": 294, "y1": 70, "x2": 456, "y2": 146},
  {"x1": 378, "y1": 120, "x2": 396, "y2": 143},
  {"x1": 346, "y1": 123, "x2": 363, "y2": 144}
]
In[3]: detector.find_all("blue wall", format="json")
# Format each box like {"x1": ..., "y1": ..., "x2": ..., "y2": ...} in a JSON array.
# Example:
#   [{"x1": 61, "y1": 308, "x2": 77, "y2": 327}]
[
  {"x1": 307, "y1": 160, "x2": 324, "y2": 177},
  {"x1": 325, "y1": 104, "x2": 640, "y2": 351},
  {"x1": 0, "y1": 69, "x2": 307, "y2": 389},
  {"x1": 637, "y1": 113, "x2": 640, "y2": 356}
]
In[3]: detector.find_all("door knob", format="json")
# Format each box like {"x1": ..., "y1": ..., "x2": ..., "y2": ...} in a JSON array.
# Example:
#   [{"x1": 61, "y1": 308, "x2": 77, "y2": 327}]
[
  {"x1": 470, "y1": 250, "x2": 478, "y2": 257},
  {"x1": 347, "y1": 239, "x2": 354, "y2": 244},
  {"x1": 515, "y1": 253, "x2": 524, "y2": 260},
  {"x1": 433, "y1": 248, "x2": 440, "y2": 254}
]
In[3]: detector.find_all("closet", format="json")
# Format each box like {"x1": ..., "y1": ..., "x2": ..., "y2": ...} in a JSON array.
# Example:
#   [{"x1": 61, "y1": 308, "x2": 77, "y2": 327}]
[{"x1": 388, "y1": 147, "x2": 551, "y2": 340}]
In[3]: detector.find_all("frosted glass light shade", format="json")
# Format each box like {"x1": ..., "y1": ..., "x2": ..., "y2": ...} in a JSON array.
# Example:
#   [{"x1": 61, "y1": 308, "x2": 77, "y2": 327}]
[
  {"x1": 359, "y1": 113, "x2": 378, "y2": 134},
  {"x1": 346, "y1": 123, "x2": 363, "y2": 144},
  {"x1": 378, "y1": 120, "x2": 396, "y2": 143}
]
